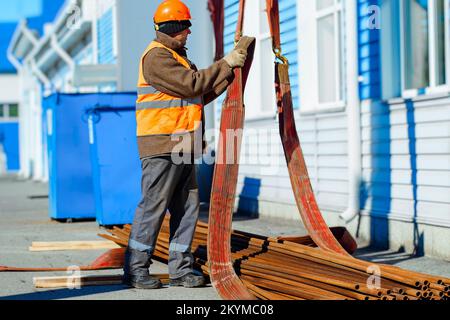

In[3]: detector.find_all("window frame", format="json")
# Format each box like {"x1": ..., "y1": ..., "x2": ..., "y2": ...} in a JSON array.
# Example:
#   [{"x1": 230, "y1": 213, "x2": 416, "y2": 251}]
[
  {"x1": 240, "y1": 0, "x2": 278, "y2": 121},
  {"x1": 317, "y1": 1, "x2": 345, "y2": 106},
  {"x1": 8, "y1": 103, "x2": 19, "y2": 118},
  {"x1": 399, "y1": 0, "x2": 450, "y2": 98},
  {"x1": 0, "y1": 103, "x2": 19, "y2": 122},
  {"x1": 298, "y1": 0, "x2": 346, "y2": 114}
]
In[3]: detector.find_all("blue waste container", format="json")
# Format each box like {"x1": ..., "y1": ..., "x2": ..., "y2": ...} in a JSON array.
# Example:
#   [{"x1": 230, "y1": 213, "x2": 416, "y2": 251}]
[
  {"x1": 43, "y1": 94, "x2": 97, "y2": 220},
  {"x1": 87, "y1": 93, "x2": 141, "y2": 226}
]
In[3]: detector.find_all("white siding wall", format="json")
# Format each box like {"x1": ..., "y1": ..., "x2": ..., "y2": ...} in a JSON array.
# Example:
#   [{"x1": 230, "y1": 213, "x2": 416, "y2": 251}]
[
  {"x1": 236, "y1": 112, "x2": 350, "y2": 219},
  {"x1": 361, "y1": 97, "x2": 450, "y2": 228},
  {"x1": 0, "y1": 75, "x2": 20, "y2": 103}
]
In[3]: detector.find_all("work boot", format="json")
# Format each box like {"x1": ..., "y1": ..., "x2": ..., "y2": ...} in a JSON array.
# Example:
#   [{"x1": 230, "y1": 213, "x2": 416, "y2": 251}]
[
  {"x1": 122, "y1": 274, "x2": 162, "y2": 290},
  {"x1": 123, "y1": 247, "x2": 161, "y2": 289},
  {"x1": 123, "y1": 247, "x2": 152, "y2": 276},
  {"x1": 169, "y1": 273, "x2": 206, "y2": 288}
]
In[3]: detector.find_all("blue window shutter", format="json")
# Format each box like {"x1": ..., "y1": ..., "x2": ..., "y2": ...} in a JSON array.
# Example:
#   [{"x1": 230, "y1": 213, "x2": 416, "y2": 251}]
[
  {"x1": 97, "y1": 8, "x2": 116, "y2": 64},
  {"x1": 279, "y1": 0, "x2": 299, "y2": 109},
  {"x1": 223, "y1": 0, "x2": 240, "y2": 54},
  {"x1": 358, "y1": 0, "x2": 382, "y2": 100}
]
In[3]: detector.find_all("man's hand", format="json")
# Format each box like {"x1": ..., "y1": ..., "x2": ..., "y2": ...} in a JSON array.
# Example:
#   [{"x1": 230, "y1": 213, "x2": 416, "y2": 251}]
[{"x1": 224, "y1": 48, "x2": 248, "y2": 68}]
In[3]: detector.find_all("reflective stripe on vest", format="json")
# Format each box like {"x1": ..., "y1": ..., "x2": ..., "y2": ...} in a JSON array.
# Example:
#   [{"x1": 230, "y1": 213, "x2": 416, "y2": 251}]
[
  {"x1": 136, "y1": 41, "x2": 203, "y2": 137},
  {"x1": 136, "y1": 97, "x2": 203, "y2": 110}
]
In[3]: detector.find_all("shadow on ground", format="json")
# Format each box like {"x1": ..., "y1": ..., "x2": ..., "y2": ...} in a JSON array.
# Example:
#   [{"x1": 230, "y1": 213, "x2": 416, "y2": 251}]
[
  {"x1": 198, "y1": 204, "x2": 259, "y2": 224},
  {"x1": 355, "y1": 246, "x2": 420, "y2": 265}
]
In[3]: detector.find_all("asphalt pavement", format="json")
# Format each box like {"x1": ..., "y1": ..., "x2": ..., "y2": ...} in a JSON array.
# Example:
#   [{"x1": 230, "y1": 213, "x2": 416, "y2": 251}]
[{"x1": 0, "y1": 175, "x2": 448, "y2": 300}]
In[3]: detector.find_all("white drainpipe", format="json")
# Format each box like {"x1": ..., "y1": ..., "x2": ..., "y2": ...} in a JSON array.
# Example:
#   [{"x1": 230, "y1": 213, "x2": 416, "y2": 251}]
[
  {"x1": 0, "y1": 144, "x2": 7, "y2": 175},
  {"x1": 51, "y1": 34, "x2": 76, "y2": 71},
  {"x1": 340, "y1": 0, "x2": 362, "y2": 222},
  {"x1": 7, "y1": 51, "x2": 23, "y2": 72},
  {"x1": 21, "y1": 23, "x2": 39, "y2": 47},
  {"x1": 30, "y1": 59, "x2": 52, "y2": 91}
]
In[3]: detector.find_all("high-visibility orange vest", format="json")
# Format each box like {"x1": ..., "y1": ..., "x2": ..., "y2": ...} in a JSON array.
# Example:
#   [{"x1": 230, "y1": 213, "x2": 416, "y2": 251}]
[{"x1": 136, "y1": 41, "x2": 203, "y2": 137}]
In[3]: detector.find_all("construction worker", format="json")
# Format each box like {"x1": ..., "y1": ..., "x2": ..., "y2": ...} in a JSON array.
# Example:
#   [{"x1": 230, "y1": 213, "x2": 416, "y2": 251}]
[{"x1": 123, "y1": 0, "x2": 250, "y2": 289}]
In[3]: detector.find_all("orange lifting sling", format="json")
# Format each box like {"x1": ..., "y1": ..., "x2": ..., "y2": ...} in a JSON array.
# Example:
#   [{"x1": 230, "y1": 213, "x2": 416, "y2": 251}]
[
  {"x1": 207, "y1": 0, "x2": 356, "y2": 300},
  {"x1": 207, "y1": 0, "x2": 257, "y2": 300},
  {"x1": 266, "y1": 0, "x2": 351, "y2": 256}
]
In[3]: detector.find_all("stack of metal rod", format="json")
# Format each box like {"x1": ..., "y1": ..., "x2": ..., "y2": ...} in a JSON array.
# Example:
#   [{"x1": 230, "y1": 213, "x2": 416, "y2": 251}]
[{"x1": 99, "y1": 217, "x2": 449, "y2": 300}]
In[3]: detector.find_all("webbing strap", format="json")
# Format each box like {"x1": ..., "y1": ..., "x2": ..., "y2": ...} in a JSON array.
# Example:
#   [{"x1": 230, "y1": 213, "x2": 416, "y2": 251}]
[
  {"x1": 235, "y1": 0, "x2": 246, "y2": 43},
  {"x1": 266, "y1": 0, "x2": 350, "y2": 256},
  {"x1": 207, "y1": 0, "x2": 225, "y2": 61},
  {"x1": 265, "y1": 0, "x2": 288, "y2": 64},
  {"x1": 266, "y1": 0, "x2": 281, "y2": 51},
  {"x1": 208, "y1": 0, "x2": 257, "y2": 300}
]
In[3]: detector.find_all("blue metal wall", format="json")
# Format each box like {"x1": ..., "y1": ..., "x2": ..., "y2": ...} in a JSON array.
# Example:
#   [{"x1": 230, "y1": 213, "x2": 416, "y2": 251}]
[
  {"x1": 0, "y1": 23, "x2": 19, "y2": 73},
  {"x1": 0, "y1": 122, "x2": 20, "y2": 171}
]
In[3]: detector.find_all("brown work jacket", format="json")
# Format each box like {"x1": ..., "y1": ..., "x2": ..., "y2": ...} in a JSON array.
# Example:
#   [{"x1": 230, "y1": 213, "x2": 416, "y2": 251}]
[{"x1": 137, "y1": 31, "x2": 234, "y2": 159}]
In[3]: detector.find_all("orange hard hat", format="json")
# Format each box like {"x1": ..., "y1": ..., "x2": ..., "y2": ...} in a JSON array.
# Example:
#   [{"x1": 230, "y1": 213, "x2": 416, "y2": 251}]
[{"x1": 154, "y1": 0, "x2": 192, "y2": 24}]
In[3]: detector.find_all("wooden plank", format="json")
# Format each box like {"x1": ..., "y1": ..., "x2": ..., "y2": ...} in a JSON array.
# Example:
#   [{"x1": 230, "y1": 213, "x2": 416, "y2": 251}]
[
  {"x1": 29, "y1": 241, "x2": 121, "y2": 252},
  {"x1": 33, "y1": 274, "x2": 170, "y2": 289}
]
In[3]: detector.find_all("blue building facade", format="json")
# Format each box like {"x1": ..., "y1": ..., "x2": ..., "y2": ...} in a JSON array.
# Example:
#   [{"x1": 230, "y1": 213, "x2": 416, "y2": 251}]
[
  {"x1": 0, "y1": 0, "x2": 65, "y2": 173},
  {"x1": 5, "y1": 0, "x2": 449, "y2": 257}
]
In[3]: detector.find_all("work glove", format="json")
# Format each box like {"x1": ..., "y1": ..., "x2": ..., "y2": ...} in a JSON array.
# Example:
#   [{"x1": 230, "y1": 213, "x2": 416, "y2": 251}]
[{"x1": 224, "y1": 48, "x2": 248, "y2": 69}]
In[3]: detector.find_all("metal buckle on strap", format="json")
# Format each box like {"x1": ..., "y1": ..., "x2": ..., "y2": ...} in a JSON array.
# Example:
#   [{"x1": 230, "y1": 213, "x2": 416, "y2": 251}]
[{"x1": 273, "y1": 47, "x2": 289, "y2": 65}]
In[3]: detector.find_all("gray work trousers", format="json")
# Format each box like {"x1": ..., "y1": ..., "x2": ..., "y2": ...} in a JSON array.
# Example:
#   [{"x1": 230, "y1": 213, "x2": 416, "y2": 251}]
[{"x1": 124, "y1": 156, "x2": 199, "y2": 279}]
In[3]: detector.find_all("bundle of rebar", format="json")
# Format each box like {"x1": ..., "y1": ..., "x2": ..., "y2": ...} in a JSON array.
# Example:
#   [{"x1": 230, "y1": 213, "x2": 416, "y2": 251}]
[{"x1": 99, "y1": 217, "x2": 450, "y2": 301}]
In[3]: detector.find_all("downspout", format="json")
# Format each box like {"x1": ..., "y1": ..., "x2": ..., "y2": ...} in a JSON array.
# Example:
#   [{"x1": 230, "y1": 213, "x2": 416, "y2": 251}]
[
  {"x1": 21, "y1": 22, "x2": 39, "y2": 47},
  {"x1": 6, "y1": 52, "x2": 22, "y2": 176},
  {"x1": 7, "y1": 20, "x2": 38, "y2": 71},
  {"x1": 20, "y1": 21, "x2": 52, "y2": 91},
  {"x1": 340, "y1": 0, "x2": 362, "y2": 222},
  {"x1": 51, "y1": 34, "x2": 75, "y2": 91},
  {"x1": 51, "y1": 34, "x2": 75, "y2": 71},
  {"x1": 7, "y1": 51, "x2": 23, "y2": 72},
  {"x1": 0, "y1": 144, "x2": 6, "y2": 175},
  {"x1": 30, "y1": 59, "x2": 52, "y2": 92}
]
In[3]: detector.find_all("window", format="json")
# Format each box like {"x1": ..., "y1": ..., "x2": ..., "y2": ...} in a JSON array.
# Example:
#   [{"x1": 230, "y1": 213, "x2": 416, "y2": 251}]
[
  {"x1": 259, "y1": 0, "x2": 277, "y2": 115},
  {"x1": 255, "y1": 0, "x2": 299, "y2": 115},
  {"x1": 298, "y1": 0, "x2": 345, "y2": 112},
  {"x1": 316, "y1": 0, "x2": 344, "y2": 105},
  {"x1": 400, "y1": 0, "x2": 449, "y2": 93},
  {"x1": 0, "y1": 104, "x2": 19, "y2": 119},
  {"x1": 8, "y1": 104, "x2": 19, "y2": 118}
]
